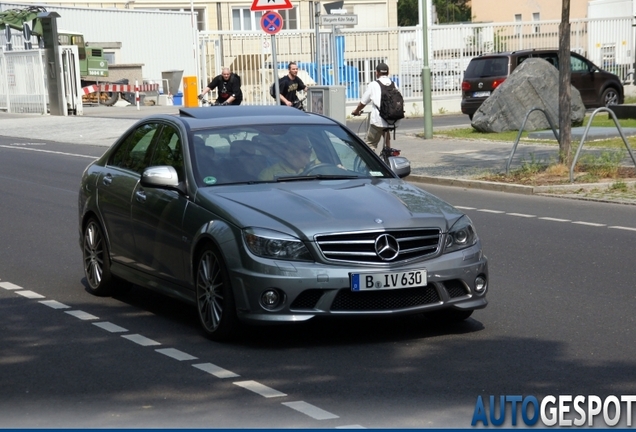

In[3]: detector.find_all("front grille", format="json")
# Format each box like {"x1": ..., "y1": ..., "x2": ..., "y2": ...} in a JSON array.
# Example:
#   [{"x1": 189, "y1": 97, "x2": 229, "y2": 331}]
[
  {"x1": 315, "y1": 228, "x2": 441, "y2": 264},
  {"x1": 444, "y1": 280, "x2": 469, "y2": 298},
  {"x1": 290, "y1": 289, "x2": 324, "y2": 310},
  {"x1": 331, "y1": 286, "x2": 440, "y2": 311}
]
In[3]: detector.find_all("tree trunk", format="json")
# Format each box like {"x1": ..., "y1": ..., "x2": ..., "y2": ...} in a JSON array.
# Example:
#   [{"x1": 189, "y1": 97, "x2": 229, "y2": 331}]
[{"x1": 558, "y1": 0, "x2": 572, "y2": 166}]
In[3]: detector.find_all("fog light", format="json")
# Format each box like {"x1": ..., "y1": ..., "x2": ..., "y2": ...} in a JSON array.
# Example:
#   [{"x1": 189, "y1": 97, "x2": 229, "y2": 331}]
[
  {"x1": 474, "y1": 275, "x2": 487, "y2": 293},
  {"x1": 260, "y1": 289, "x2": 282, "y2": 310}
]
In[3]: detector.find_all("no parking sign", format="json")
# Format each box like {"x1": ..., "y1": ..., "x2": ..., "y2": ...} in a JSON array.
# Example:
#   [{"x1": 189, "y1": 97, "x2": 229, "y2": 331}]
[{"x1": 260, "y1": 11, "x2": 284, "y2": 35}]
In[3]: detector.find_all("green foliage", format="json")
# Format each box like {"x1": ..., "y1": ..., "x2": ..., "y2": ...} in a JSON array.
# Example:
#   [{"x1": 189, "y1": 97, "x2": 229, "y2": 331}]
[{"x1": 398, "y1": 0, "x2": 471, "y2": 26}]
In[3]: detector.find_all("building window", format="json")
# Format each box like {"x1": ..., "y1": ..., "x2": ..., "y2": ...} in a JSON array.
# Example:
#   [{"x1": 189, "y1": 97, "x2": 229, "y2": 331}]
[
  {"x1": 532, "y1": 12, "x2": 540, "y2": 34},
  {"x1": 514, "y1": 14, "x2": 522, "y2": 36},
  {"x1": 232, "y1": 7, "x2": 297, "y2": 31}
]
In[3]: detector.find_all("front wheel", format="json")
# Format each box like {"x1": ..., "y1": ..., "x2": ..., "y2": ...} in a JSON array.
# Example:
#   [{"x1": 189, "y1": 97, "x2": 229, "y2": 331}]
[
  {"x1": 83, "y1": 219, "x2": 115, "y2": 296},
  {"x1": 600, "y1": 87, "x2": 620, "y2": 106},
  {"x1": 195, "y1": 245, "x2": 239, "y2": 341}
]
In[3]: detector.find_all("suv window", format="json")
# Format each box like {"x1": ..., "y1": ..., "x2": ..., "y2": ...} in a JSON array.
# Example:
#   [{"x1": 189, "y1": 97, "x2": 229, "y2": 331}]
[
  {"x1": 464, "y1": 57, "x2": 509, "y2": 79},
  {"x1": 571, "y1": 55, "x2": 589, "y2": 73}
]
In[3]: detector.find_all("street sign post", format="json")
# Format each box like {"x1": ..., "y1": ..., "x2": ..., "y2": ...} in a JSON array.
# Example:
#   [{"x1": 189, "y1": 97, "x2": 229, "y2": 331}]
[
  {"x1": 319, "y1": 14, "x2": 357, "y2": 25},
  {"x1": 259, "y1": 11, "x2": 285, "y2": 103}
]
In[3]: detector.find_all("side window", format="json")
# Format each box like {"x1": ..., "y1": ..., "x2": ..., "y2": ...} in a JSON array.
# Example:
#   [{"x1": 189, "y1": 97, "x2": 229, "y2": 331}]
[
  {"x1": 571, "y1": 56, "x2": 590, "y2": 73},
  {"x1": 149, "y1": 125, "x2": 185, "y2": 181},
  {"x1": 109, "y1": 123, "x2": 160, "y2": 174},
  {"x1": 537, "y1": 54, "x2": 558, "y2": 69}
]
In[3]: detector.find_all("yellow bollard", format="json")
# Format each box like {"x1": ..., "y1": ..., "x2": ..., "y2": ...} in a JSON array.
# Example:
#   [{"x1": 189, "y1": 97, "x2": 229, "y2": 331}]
[{"x1": 183, "y1": 76, "x2": 199, "y2": 108}]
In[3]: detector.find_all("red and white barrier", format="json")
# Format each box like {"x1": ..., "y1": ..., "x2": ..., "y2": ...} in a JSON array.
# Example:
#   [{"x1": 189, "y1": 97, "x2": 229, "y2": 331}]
[{"x1": 81, "y1": 83, "x2": 160, "y2": 95}]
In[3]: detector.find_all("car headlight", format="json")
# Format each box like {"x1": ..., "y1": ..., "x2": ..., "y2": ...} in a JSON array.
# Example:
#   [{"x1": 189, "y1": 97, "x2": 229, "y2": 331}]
[
  {"x1": 243, "y1": 228, "x2": 313, "y2": 261},
  {"x1": 444, "y1": 216, "x2": 478, "y2": 254}
]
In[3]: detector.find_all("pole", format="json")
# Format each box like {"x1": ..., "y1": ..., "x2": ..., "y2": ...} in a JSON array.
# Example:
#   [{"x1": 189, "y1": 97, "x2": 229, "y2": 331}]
[
  {"x1": 272, "y1": 34, "x2": 281, "y2": 103},
  {"x1": 421, "y1": 0, "x2": 433, "y2": 139},
  {"x1": 315, "y1": 1, "x2": 322, "y2": 85}
]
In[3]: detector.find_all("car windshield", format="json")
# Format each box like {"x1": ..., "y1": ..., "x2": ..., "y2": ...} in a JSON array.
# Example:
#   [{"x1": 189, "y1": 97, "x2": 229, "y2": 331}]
[
  {"x1": 189, "y1": 124, "x2": 393, "y2": 186},
  {"x1": 464, "y1": 57, "x2": 509, "y2": 78}
]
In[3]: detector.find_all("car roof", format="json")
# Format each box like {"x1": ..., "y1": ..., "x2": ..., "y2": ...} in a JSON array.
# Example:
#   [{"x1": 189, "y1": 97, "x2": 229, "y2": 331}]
[
  {"x1": 475, "y1": 48, "x2": 560, "y2": 59},
  {"x1": 139, "y1": 106, "x2": 340, "y2": 130}
]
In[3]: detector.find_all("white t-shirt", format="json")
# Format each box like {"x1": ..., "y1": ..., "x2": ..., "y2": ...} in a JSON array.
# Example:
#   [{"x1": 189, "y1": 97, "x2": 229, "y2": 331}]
[{"x1": 359, "y1": 75, "x2": 401, "y2": 128}]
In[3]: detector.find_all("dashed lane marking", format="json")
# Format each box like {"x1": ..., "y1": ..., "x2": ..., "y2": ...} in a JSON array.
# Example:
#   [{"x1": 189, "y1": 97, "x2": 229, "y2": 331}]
[
  {"x1": 156, "y1": 348, "x2": 198, "y2": 361},
  {"x1": 234, "y1": 380, "x2": 287, "y2": 398},
  {"x1": 0, "y1": 144, "x2": 97, "y2": 159},
  {"x1": 506, "y1": 213, "x2": 536, "y2": 218},
  {"x1": 572, "y1": 221, "x2": 606, "y2": 227},
  {"x1": 193, "y1": 362, "x2": 240, "y2": 378},
  {"x1": 16, "y1": 290, "x2": 45, "y2": 299},
  {"x1": 539, "y1": 217, "x2": 571, "y2": 222},
  {"x1": 477, "y1": 209, "x2": 506, "y2": 214},
  {"x1": 39, "y1": 300, "x2": 71, "y2": 309},
  {"x1": 283, "y1": 401, "x2": 340, "y2": 420},
  {"x1": 65, "y1": 310, "x2": 99, "y2": 320},
  {"x1": 0, "y1": 281, "x2": 23, "y2": 290},
  {"x1": 93, "y1": 322, "x2": 128, "y2": 333},
  {"x1": 609, "y1": 226, "x2": 636, "y2": 232},
  {"x1": 121, "y1": 334, "x2": 161, "y2": 346}
]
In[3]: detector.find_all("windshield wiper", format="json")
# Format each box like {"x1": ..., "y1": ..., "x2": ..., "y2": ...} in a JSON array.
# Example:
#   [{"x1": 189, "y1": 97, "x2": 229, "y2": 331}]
[{"x1": 275, "y1": 174, "x2": 360, "y2": 182}]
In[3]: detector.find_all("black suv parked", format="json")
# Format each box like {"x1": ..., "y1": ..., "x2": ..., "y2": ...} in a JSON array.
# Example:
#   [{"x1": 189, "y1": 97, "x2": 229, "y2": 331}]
[{"x1": 460, "y1": 49, "x2": 624, "y2": 119}]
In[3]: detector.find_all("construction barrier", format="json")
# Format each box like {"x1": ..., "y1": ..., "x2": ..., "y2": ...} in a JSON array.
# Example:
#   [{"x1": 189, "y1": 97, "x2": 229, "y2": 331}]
[{"x1": 81, "y1": 83, "x2": 160, "y2": 95}]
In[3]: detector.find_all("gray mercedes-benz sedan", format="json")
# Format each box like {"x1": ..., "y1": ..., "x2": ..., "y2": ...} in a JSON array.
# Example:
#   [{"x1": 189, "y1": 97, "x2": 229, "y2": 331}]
[{"x1": 78, "y1": 106, "x2": 488, "y2": 341}]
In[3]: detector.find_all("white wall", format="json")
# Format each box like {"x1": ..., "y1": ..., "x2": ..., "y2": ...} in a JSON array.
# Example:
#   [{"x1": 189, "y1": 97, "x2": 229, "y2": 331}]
[{"x1": 0, "y1": 2, "x2": 196, "y2": 90}]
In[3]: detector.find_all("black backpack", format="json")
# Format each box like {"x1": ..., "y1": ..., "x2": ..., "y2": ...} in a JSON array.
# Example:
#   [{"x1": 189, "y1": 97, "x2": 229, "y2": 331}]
[
  {"x1": 377, "y1": 80, "x2": 405, "y2": 124},
  {"x1": 270, "y1": 82, "x2": 276, "y2": 99}
]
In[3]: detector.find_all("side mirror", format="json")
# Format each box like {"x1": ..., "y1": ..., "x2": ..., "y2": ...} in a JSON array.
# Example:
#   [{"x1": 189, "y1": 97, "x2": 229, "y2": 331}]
[
  {"x1": 141, "y1": 165, "x2": 180, "y2": 188},
  {"x1": 388, "y1": 156, "x2": 411, "y2": 178}
]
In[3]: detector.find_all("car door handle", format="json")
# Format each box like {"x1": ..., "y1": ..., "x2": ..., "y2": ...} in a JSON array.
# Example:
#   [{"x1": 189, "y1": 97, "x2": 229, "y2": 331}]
[
  {"x1": 135, "y1": 189, "x2": 147, "y2": 203},
  {"x1": 102, "y1": 174, "x2": 113, "y2": 186}
]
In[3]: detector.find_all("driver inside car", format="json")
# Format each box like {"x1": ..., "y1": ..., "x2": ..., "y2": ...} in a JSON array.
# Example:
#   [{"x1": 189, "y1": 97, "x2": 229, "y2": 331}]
[{"x1": 258, "y1": 135, "x2": 320, "y2": 181}]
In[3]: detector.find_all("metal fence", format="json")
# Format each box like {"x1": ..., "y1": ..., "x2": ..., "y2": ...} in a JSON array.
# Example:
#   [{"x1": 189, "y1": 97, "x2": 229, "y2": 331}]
[
  {"x1": 0, "y1": 49, "x2": 47, "y2": 114},
  {"x1": 199, "y1": 16, "x2": 634, "y2": 105}
]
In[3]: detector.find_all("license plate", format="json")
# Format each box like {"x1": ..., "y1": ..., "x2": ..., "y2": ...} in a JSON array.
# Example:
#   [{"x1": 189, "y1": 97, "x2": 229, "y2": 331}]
[
  {"x1": 473, "y1": 91, "x2": 490, "y2": 97},
  {"x1": 350, "y1": 270, "x2": 427, "y2": 291}
]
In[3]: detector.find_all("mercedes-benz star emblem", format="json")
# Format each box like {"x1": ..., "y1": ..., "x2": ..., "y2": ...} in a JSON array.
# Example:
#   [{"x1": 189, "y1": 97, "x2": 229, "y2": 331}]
[{"x1": 374, "y1": 234, "x2": 400, "y2": 261}]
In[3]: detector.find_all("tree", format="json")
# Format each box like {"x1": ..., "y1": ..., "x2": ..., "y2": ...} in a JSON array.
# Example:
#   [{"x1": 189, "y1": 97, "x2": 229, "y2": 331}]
[
  {"x1": 558, "y1": 0, "x2": 572, "y2": 166},
  {"x1": 398, "y1": 0, "x2": 471, "y2": 26}
]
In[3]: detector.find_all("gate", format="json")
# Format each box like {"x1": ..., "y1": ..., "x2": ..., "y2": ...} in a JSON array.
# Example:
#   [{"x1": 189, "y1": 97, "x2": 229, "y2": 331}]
[{"x1": 0, "y1": 49, "x2": 47, "y2": 114}]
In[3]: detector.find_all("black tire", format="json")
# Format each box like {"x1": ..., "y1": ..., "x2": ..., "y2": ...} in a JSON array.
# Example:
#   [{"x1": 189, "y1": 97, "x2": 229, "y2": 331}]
[
  {"x1": 195, "y1": 245, "x2": 239, "y2": 341},
  {"x1": 426, "y1": 308, "x2": 473, "y2": 323},
  {"x1": 101, "y1": 92, "x2": 119, "y2": 106},
  {"x1": 600, "y1": 87, "x2": 620, "y2": 106},
  {"x1": 82, "y1": 218, "x2": 115, "y2": 296}
]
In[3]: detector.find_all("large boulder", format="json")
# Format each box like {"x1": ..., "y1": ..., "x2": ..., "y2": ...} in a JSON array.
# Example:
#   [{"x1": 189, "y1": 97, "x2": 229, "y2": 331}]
[{"x1": 471, "y1": 58, "x2": 586, "y2": 132}]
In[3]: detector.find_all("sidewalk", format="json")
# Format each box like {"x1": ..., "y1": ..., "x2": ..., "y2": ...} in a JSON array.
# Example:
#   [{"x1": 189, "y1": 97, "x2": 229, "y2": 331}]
[{"x1": 0, "y1": 104, "x2": 632, "y2": 200}]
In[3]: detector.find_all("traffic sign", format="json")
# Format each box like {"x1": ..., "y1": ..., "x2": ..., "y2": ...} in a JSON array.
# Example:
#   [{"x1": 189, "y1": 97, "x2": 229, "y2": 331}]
[
  {"x1": 320, "y1": 14, "x2": 358, "y2": 26},
  {"x1": 251, "y1": 0, "x2": 292, "y2": 12},
  {"x1": 261, "y1": 11, "x2": 284, "y2": 35}
]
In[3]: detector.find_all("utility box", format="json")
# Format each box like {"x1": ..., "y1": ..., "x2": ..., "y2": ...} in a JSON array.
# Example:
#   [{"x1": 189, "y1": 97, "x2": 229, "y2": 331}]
[
  {"x1": 306, "y1": 86, "x2": 346, "y2": 124},
  {"x1": 183, "y1": 76, "x2": 198, "y2": 107}
]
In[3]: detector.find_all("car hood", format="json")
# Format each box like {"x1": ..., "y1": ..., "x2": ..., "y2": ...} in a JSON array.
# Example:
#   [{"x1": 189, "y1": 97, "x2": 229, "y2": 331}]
[{"x1": 197, "y1": 179, "x2": 463, "y2": 238}]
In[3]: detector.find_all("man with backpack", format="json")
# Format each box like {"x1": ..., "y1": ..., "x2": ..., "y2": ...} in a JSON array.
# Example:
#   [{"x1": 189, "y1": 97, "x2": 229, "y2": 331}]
[
  {"x1": 198, "y1": 67, "x2": 243, "y2": 105},
  {"x1": 351, "y1": 62, "x2": 404, "y2": 150}
]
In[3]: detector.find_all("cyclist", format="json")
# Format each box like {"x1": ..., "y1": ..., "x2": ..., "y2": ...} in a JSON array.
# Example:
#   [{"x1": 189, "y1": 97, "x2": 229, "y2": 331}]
[
  {"x1": 351, "y1": 62, "x2": 401, "y2": 150},
  {"x1": 277, "y1": 62, "x2": 306, "y2": 110},
  {"x1": 198, "y1": 67, "x2": 243, "y2": 106}
]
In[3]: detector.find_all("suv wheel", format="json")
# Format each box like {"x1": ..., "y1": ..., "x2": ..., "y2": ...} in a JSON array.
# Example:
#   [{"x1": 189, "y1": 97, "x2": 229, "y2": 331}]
[{"x1": 601, "y1": 87, "x2": 620, "y2": 106}]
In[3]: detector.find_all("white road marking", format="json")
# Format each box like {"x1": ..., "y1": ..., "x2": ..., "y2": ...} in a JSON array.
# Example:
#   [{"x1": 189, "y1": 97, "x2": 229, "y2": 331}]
[
  {"x1": 155, "y1": 348, "x2": 198, "y2": 361},
  {"x1": 282, "y1": 401, "x2": 340, "y2": 420},
  {"x1": 39, "y1": 300, "x2": 71, "y2": 309},
  {"x1": 336, "y1": 425, "x2": 366, "y2": 429},
  {"x1": 506, "y1": 213, "x2": 536, "y2": 218},
  {"x1": 0, "y1": 145, "x2": 96, "y2": 159},
  {"x1": 234, "y1": 380, "x2": 287, "y2": 398},
  {"x1": 65, "y1": 310, "x2": 99, "y2": 320},
  {"x1": 93, "y1": 322, "x2": 128, "y2": 333},
  {"x1": 455, "y1": 206, "x2": 476, "y2": 210},
  {"x1": 15, "y1": 290, "x2": 45, "y2": 299},
  {"x1": 477, "y1": 209, "x2": 505, "y2": 213},
  {"x1": 572, "y1": 221, "x2": 606, "y2": 227},
  {"x1": 0, "y1": 281, "x2": 22, "y2": 290},
  {"x1": 192, "y1": 362, "x2": 240, "y2": 378},
  {"x1": 609, "y1": 226, "x2": 636, "y2": 232},
  {"x1": 121, "y1": 334, "x2": 161, "y2": 346},
  {"x1": 539, "y1": 217, "x2": 571, "y2": 222}
]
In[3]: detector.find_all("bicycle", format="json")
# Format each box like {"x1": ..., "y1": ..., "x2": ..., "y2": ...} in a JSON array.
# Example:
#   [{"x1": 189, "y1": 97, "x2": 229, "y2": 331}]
[
  {"x1": 199, "y1": 95, "x2": 229, "y2": 107},
  {"x1": 353, "y1": 111, "x2": 401, "y2": 164}
]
